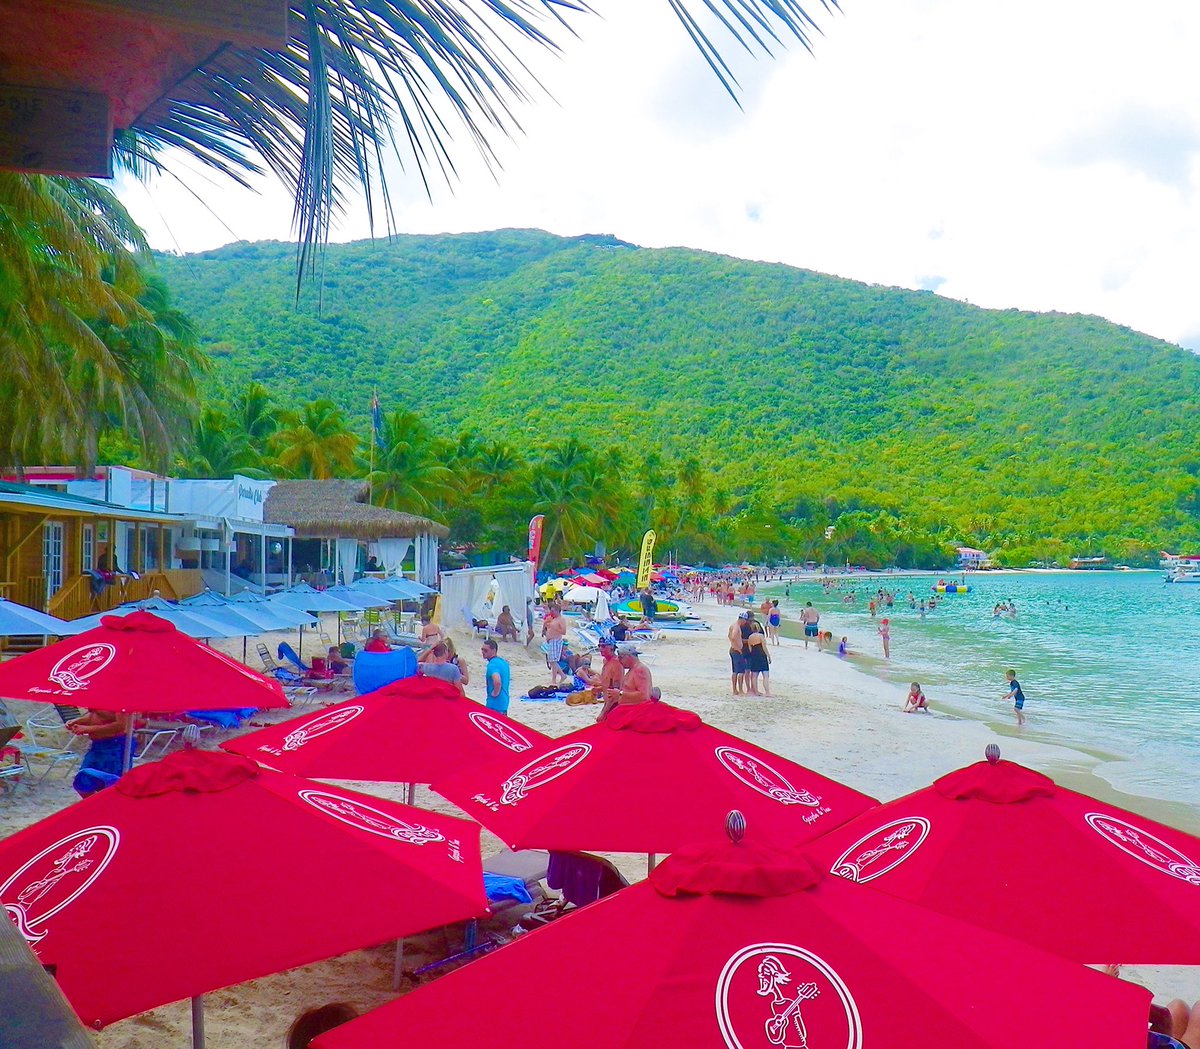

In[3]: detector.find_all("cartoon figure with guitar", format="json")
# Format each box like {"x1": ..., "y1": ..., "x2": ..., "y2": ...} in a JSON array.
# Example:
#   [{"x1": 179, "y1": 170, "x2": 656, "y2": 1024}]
[{"x1": 757, "y1": 955, "x2": 820, "y2": 1047}]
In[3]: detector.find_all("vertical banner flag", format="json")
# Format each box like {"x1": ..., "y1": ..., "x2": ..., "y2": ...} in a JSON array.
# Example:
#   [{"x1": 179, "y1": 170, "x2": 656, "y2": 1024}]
[
  {"x1": 636, "y1": 529, "x2": 657, "y2": 590},
  {"x1": 528, "y1": 515, "x2": 545, "y2": 585},
  {"x1": 371, "y1": 391, "x2": 385, "y2": 449}
]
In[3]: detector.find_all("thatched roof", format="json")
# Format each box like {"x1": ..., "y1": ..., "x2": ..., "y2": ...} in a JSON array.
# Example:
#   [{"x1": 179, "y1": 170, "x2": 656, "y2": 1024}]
[{"x1": 264, "y1": 480, "x2": 449, "y2": 540}]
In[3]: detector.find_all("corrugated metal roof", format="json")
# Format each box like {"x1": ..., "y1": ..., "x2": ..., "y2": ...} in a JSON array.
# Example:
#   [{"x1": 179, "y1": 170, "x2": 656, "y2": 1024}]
[{"x1": 0, "y1": 481, "x2": 187, "y2": 524}]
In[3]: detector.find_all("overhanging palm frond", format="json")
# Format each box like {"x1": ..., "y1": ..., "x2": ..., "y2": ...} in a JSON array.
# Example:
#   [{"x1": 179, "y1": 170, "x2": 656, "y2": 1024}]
[{"x1": 127, "y1": 1, "x2": 834, "y2": 283}]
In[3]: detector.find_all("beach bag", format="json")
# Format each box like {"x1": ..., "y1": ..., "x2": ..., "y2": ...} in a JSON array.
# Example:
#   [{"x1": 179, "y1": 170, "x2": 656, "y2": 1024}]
[{"x1": 528, "y1": 684, "x2": 561, "y2": 699}]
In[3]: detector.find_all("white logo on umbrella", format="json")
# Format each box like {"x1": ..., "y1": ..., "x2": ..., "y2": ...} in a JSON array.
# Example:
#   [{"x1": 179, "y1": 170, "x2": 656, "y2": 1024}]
[
  {"x1": 468, "y1": 710, "x2": 533, "y2": 753},
  {"x1": 1085, "y1": 813, "x2": 1200, "y2": 886},
  {"x1": 716, "y1": 942, "x2": 862, "y2": 1049},
  {"x1": 299, "y1": 790, "x2": 447, "y2": 846},
  {"x1": 500, "y1": 743, "x2": 592, "y2": 805},
  {"x1": 1, "y1": 827, "x2": 120, "y2": 946},
  {"x1": 830, "y1": 818, "x2": 931, "y2": 884},
  {"x1": 47, "y1": 644, "x2": 117, "y2": 692},
  {"x1": 281, "y1": 706, "x2": 364, "y2": 752},
  {"x1": 716, "y1": 747, "x2": 823, "y2": 808}
]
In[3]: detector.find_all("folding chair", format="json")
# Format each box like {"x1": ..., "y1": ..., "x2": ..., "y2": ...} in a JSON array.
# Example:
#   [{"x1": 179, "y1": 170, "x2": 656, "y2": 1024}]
[
  {"x1": 0, "y1": 725, "x2": 24, "y2": 792},
  {"x1": 10, "y1": 708, "x2": 86, "y2": 784}
]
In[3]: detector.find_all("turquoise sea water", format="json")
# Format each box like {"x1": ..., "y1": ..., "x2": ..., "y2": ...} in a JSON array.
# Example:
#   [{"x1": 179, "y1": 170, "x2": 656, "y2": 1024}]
[{"x1": 769, "y1": 572, "x2": 1200, "y2": 803}]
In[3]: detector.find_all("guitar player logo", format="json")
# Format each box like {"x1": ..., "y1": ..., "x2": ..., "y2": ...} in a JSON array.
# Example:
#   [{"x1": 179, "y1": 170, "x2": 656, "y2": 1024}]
[
  {"x1": 500, "y1": 743, "x2": 591, "y2": 805},
  {"x1": 1, "y1": 827, "x2": 120, "y2": 947},
  {"x1": 1085, "y1": 813, "x2": 1200, "y2": 886},
  {"x1": 281, "y1": 706, "x2": 364, "y2": 752},
  {"x1": 715, "y1": 747, "x2": 823, "y2": 807},
  {"x1": 468, "y1": 710, "x2": 534, "y2": 753},
  {"x1": 47, "y1": 643, "x2": 116, "y2": 692},
  {"x1": 299, "y1": 790, "x2": 446, "y2": 847},
  {"x1": 829, "y1": 817, "x2": 930, "y2": 884},
  {"x1": 716, "y1": 943, "x2": 862, "y2": 1049}
]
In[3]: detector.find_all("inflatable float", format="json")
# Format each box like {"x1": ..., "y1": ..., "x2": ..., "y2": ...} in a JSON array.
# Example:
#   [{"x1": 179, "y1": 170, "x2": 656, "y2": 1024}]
[
  {"x1": 933, "y1": 584, "x2": 971, "y2": 594},
  {"x1": 612, "y1": 598, "x2": 693, "y2": 621}
]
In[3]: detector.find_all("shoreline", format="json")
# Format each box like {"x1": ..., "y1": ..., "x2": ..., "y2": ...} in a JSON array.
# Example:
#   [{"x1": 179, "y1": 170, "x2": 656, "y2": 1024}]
[{"x1": 771, "y1": 609, "x2": 1200, "y2": 835}]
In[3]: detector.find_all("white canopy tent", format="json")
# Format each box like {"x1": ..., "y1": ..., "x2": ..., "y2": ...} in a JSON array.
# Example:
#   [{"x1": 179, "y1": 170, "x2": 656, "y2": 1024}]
[{"x1": 439, "y1": 562, "x2": 535, "y2": 633}]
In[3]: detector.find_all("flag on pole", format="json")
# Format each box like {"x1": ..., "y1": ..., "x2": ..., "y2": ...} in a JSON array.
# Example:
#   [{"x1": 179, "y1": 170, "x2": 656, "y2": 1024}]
[
  {"x1": 371, "y1": 391, "x2": 385, "y2": 449},
  {"x1": 528, "y1": 515, "x2": 545, "y2": 585}
]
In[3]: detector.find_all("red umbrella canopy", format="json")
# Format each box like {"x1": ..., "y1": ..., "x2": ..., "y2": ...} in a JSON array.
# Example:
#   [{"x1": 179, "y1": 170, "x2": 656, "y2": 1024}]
[
  {"x1": 804, "y1": 750, "x2": 1200, "y2": 964},
  {"x1": 312, "y1": 833, "x2": 1151, "y2": 1049},
  {"x1": 0, "y1": 610, "x2": 286, "y2": 713},
  {"x1": 0, "y1": 749, "x2": 486, "y2": 1029},
  {"x1": 221, "y1": 676, "x2": 551, "y2": 784},
  {"x1": 433, "y1": 703, "x2": 878, "y2": 854}
]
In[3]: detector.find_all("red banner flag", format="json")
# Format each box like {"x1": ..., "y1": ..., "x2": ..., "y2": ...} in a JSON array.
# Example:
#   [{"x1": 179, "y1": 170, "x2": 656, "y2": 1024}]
[{"x1": 528, "y1": 515, "x2": 545, "y2": 584}]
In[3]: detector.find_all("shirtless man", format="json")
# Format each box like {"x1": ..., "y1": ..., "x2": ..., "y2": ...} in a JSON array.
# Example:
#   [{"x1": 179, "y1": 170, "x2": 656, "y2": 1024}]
[
  {"x1": 494, "y1": 605, "x2": 520, "y2": 643},
  {"x1": 595, "y1": 639, "x2": 627, "y2": 720},
  {"x1": 542, "y1": 603, "x2": 568, "y2": 686},
  {"x1": 419, "y1": 614, "x2": 444, "y2": 647},
  {"x1": 799, "y1": 601, "x2": 821, "y2": 651},
  {"x1": 603, "y1": 645, "x2": 653, "y2": 712},
  {"x1": 728, "y1": 613, "x2": 748, "y2": 695}
]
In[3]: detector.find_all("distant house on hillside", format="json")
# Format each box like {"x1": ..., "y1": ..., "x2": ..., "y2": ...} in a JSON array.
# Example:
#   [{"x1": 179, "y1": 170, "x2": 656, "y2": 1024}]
[{"x1": 955, "y1": 546, "x2": 993, "y2": 570}]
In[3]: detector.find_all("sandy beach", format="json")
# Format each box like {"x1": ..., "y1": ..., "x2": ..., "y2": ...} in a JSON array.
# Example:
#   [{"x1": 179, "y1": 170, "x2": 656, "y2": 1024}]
[{"x1": 2, "y1": 601, "x2": 1197, "y2": 1046}]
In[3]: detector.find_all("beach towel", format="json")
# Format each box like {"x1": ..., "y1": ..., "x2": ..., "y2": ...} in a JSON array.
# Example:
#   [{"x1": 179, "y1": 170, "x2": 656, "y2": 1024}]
[
  {"x1": 520, "y1": 692, "x2": 568, "y2": 703},
  {"x1": 185, "y1": 708, "x2": 257, "y2": 729},
  {"x1": 483, "y1": 873, "x2": 534, "y2": 905}
]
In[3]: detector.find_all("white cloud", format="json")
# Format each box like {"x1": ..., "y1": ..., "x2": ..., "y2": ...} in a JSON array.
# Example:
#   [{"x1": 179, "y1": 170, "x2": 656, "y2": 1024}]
[{"x1": 117, "y1": 0, "x2": 1200, "y2": 349}]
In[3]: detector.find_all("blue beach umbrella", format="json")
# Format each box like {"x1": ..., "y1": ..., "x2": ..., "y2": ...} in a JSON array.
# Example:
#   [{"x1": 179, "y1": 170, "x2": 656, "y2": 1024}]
[{"x1": 0, "y1": 598, "x2": 70, "y2": 636}]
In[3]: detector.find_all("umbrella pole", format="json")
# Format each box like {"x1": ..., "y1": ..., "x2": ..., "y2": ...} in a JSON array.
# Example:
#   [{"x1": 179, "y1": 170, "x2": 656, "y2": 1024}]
[
  {"x1": 298, "y1": 624, "x2": 303, "y2": 661},
  {"x1": 392, "y1": 940, "x2": 405, "y2": 990},
  {"x1": 191, "y1": 995, "x2": 206, "y2": 1049},
  {"x1": 406, "y1": 782, "x2": 415, "y2": 806},
  {"x1": 647, "y1": 853, "x2": 657, "y2": 875},
  {"x1": 122, "y1": 712, "x2": 139, "y2": 773}
]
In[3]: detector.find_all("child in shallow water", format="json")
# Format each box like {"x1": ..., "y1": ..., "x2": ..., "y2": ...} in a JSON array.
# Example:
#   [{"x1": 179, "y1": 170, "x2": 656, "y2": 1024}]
[
  {"x1": 903, "y1": 681, "x2": 929, "y2": 713},
  {"x1": 837, "y1": 636, "x2": 848, "y2": 658}
]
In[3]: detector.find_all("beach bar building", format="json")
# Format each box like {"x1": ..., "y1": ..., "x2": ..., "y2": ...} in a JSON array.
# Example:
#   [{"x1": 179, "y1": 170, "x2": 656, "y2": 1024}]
[
  {"x1": 264, "y1": 480, "x2": 448, "y2": 588},
  {"x1": 955, "y1": 546, "x2": 993, "y2": 570},
  {"x1": 0, "y1": 480, "x2": 203, "y2": 622}
]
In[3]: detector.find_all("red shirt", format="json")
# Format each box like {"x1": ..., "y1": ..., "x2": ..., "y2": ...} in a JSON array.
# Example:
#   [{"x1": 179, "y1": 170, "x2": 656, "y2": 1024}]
[{"x1": 364, "y1": 638, "x2": 392, "y2": 653}]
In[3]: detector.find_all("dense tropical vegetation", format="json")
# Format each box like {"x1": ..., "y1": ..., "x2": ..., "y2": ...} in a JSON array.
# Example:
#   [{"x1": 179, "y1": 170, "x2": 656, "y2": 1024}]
[
  {"x1": 148, "y1": 230, "x2": 1200, "y2": 568},
  {"x1": 0, "y1": 174, "x2": 203, "y2": 475}
]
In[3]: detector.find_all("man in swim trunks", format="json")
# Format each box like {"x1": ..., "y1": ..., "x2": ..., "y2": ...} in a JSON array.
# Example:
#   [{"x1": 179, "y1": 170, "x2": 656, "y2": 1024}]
[
  {"x1": 728, "y1": 614, "x2": 748, "y2": 695},
  {"x1": 542, "y1": 604, "x2": 568, "y2": 687},
  {"x1": 799, "y1": 602, "x2": 821, "y2": 651}
]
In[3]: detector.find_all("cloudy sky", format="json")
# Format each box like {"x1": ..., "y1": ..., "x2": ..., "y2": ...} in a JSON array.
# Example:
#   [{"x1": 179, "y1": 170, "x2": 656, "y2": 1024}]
[{"x1": 117, "y1": 0, "x2": 1200, "y2": 350}]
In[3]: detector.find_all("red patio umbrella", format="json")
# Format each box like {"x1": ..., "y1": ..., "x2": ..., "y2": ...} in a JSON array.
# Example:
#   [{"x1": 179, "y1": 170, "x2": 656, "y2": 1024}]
[
  {"x1": 312, "y1": 825, "x2": 1151, "y2": 1049},
  {"x1": 0, "y1": 610, "x2": 287, "y2": 714},
  {"x1": 221, "y1": 676, "x2": 551, "y2": 788},
  {"x1": 0, "y1": 749, "x2": 487, "y2": 1035},
  {"x1": 433, "y1": 702, "x2": 877, "y2": 856},
  {"x1": 804, "y1": 746, "x2": 1200, "y2": 964}
]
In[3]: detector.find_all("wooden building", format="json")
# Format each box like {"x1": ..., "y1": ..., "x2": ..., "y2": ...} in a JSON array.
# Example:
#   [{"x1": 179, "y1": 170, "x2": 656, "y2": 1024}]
[{"x1": 0, "y1": 481, "x2": 202, "y2": 621}]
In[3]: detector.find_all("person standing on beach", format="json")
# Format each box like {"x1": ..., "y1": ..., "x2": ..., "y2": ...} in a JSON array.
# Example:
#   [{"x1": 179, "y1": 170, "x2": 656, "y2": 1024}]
[
  {"x1": 480, "y1": 639, "x2": 511, "y2": 715},
  {"x1": 640, "y1": 587, "x2": 657, "y2": 623},
  {"x1": 878, "y1": 618, "x2": 891, "y2": 659},
  {"x1": 1002, "y1": 669, "x2": 1027, "y2": 726},
  {"x1": 767, "y1": 600, "x2": 782, "y2": 645},
  {"x1": 799, "y1": 602, "x2": 821, "y2": 650},
  {"x1": 727, "y1": 615, "x2": 748, "y2": 695},
  {"x1": 542, "y1": 604, "x2": 568, "y2": 686}
]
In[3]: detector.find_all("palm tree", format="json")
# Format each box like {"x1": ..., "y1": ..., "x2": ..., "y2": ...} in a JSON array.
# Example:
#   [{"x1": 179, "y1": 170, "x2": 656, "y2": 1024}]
[
  {"x1": 116, "y1": 2, "x2": 835, "y2": 278},
  {"x1": 231, "y1": 382, "x2": 280, "y2": 448},
  {"x1": 272, "y1": 399, "x2": 360, "y2": 478},
  {"x1": 369, "y1": 409, "x2": 453, "y2": 512},
  {"x1": 177, "y1": 409, "x2": 262, "y2": 478},
  {"x1": 0, "y1": 175, "x2": 204, "y2": 473}
]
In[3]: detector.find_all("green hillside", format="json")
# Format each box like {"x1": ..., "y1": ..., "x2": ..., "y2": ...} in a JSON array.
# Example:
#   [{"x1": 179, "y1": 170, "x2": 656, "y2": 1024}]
[{"x1": 152, "y1": 230, "x2": 1200, "y2": 563}]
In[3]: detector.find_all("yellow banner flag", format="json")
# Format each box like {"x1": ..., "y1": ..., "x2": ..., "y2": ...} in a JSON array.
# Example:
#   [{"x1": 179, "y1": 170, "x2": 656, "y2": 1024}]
[{"x1": 636, "y1": 530, "x2": 657, "y2": 590}]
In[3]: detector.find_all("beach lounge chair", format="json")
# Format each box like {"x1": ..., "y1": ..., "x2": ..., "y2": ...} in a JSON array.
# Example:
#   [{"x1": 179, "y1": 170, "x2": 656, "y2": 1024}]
[
  {"x1": 9, "y1": 708, "x2": 85, "y2": 784},
  {"x1": 277, "y1": 641, "x2": 310, "y2": 673}
]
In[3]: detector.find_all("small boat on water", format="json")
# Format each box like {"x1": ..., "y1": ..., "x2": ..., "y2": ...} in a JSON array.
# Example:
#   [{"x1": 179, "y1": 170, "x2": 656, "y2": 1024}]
[{"x1": 1165, "y1": 568, "x2": 1200, "y2": 584}]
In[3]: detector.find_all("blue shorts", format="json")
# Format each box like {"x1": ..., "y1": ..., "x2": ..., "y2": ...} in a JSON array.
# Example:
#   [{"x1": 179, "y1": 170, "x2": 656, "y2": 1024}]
[
  {"x1": 804, "y1": 624, "x2": 819, "y2": 637},
  {"x1": 730, "y1": 651, "x2": 747, "y2": 674},
  {"x1": 1014, "y1": 698, "x2": 1025, "y2": 710}
]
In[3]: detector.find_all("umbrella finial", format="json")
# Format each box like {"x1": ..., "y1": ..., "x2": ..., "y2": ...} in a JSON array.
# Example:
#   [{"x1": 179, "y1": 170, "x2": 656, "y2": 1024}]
[
  {"x1": 985, "y1": 743, "x2": 1002, "y2": 765},
  {"x1": 726, "y1": 810, "x2": 746, "y2": 844}
]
